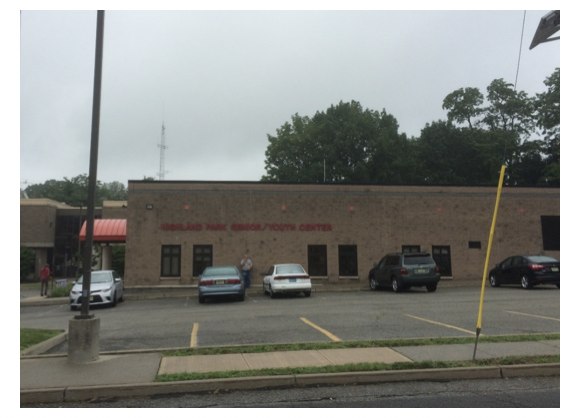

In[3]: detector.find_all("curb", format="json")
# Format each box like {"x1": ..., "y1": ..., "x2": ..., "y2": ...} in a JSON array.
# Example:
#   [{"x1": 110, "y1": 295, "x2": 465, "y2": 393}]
[
  {"x1": 20, "y1": 331, "x2": 68, "y2": 357},
  {"x1": 20, "y1": 363, "x2": 560, "y2": 404}
]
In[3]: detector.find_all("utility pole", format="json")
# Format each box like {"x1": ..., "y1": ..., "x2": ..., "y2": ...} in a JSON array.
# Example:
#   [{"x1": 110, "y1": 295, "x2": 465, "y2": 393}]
[{"x1": 68, "y1": 10, "x2": 105, "y2": 364}]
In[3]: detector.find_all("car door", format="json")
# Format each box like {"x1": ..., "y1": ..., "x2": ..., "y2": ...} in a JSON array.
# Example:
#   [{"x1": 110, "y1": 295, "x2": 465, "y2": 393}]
[
  {"x1": 511, "y1": 256, "x2": 527, "y2": 284},
  {"x1": 373, "y1": 257, "x2": 387, "y2": 285},
  {"x1": 498, "y1": 257, "x2": 514, "y2": 284},
  {"x1": 383, "y1": 255, "x2": 400, "y2": 285},
  {"x1": 263, "y1": 266, "x2": 275, "y2": 290}
]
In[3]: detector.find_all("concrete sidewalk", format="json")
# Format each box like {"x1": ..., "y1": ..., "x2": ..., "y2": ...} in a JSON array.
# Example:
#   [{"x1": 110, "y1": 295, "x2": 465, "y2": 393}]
[{"x1": 20, "y1": 339, "x2": 560, "y2": 404}]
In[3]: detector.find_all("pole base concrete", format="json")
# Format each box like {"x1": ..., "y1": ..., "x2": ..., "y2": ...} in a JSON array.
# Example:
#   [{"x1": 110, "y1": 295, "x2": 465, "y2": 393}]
[{"x1": 68, "y1": 316, "x2": 100, "y2": 363}]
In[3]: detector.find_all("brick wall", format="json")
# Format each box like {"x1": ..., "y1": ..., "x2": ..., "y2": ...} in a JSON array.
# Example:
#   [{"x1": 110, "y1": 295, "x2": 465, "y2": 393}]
[{"x1": 125, "y1": 182, "x2": 560, "y2": 287}]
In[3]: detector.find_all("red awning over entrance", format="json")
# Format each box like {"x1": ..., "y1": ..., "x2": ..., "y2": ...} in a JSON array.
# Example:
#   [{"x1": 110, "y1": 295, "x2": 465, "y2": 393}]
[{"x1": 79, "y1": 219, "x2": 126, "y2": 242}]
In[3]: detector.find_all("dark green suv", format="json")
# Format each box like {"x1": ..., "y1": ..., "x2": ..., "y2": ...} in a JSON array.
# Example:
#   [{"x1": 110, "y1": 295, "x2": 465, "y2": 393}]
[{"x1": 369, "y1": 253, "x2": 441, "y2": 293}]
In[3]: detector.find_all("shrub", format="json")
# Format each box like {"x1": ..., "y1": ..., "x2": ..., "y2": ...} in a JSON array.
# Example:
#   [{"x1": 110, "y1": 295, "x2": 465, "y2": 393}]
[{"x1": 20, "y1": 246, "x2": 35, "y2": 282}]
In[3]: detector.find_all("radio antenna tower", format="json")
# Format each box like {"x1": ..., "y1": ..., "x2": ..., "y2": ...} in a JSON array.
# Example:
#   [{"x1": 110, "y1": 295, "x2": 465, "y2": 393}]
[{"x1": 157, "y1": 121, "x2": 168, "y2": 180}]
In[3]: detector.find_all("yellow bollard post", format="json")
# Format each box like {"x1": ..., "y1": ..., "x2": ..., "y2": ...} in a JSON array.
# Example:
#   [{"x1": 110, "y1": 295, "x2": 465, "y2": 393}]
[{"x1": 473, "y1": 165, "x2": 506, "y2": 360}]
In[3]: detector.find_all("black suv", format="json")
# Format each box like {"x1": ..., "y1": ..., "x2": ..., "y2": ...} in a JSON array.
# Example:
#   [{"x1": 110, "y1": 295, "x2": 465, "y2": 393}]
[{"x1": 369, "y1": 253, "x2": 441, "y2": 292}]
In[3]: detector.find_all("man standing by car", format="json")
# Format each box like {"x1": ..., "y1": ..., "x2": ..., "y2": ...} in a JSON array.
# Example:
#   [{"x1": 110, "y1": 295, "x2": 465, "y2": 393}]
[
  {"x1": 40, "y1": 263, "x2": 50, "y2": 296},
  {"x1": 240, "y1": 254, "x2": 252, "y2": 288}
]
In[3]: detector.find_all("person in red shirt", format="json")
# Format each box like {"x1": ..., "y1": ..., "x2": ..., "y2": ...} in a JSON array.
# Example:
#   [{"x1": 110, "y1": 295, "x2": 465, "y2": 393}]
[{"x1": 40, "y1": 264, "x2": 50, "y2": 296}]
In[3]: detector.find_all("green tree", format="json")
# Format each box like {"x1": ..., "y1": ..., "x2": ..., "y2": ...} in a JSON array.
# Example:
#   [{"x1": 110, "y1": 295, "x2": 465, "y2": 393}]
[
  {"x1": 442, "y1": 87, "x2": 484, "y2": 130},
  {"x1": 534, "y1": 68, "x2": 560, "y2": 186},
  {"x1": 20, "y1": 246, "x2": 35, "y2": 282},
  {"x1": 100, "y1": 181, "x2": 128, "y2": 201},
  {"x1": 22, "y1": 175, "x2": 128, "y2": 206},
  {"x1": 111, "y1": 245, "x2": 125, "y2": 277},
  {"x1": 262, "y1": 101, "x2": 415, "y2": 184}
]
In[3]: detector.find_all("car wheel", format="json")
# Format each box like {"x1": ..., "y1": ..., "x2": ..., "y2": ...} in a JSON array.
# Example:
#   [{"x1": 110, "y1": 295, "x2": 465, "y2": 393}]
[
  {"x1": 199, "y1": 294, "x2": 205, "y2": 304},
  {"x1": 111, "y1": 291, "x2": 117, "y2": 307},
  {"x1": 70, "y1": 305, "x2": 76, "y2": 311},
  {"x1": 392, "y1": 278, "x2": 402, "y2": 293},
  {"x1": 304, "y1": 291, "x2": 311, "y2": 297},
  {"x1": 270, "y1": 286, "x2": 276, "y2": 299},
  {"x1": 556, "y1": 283, "x2": 560, "y2": 289},
  {"x1": 238, "y1": 292, "x2": 245, "y2": 302},
  {"x1": 263, "y1": 283, "x2": 268, "y2": 295},
  {"x1": 369, "y1": 277, "x2": 378, "y2": 291},
  {"x1": 426, "y1": 283, "x2": 437, "y2": 292},
  {"x1": 489, "y1": 275, "x2": 500, "y2": 287},
  {"x1": 521, "y1": 275, "x2": 532, "y2": 289}
]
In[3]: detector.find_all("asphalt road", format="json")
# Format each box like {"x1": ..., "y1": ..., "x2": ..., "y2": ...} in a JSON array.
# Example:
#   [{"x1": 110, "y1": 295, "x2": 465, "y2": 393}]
[
  {"x1": 23, "y1": 376, "x2": 560, "y2": 408},
  {"x1": 19, "y1": 285, "x2": 560, "y2": 354}
]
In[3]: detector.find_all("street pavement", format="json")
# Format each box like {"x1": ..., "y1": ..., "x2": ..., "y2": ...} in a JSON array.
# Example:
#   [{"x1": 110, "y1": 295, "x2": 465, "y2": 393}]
[{"x1": 20, "y1": 290, "x2": 560, "y2": 405}]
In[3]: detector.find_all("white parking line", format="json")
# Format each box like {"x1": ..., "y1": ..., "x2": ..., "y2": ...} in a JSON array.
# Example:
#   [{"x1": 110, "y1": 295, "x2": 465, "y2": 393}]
[
  {"x1": 404, "y1": 314, "x2": 478, "y2": 336},
  {"x1": 505, "y1": 310, "x2": 560, "y2": 322}
]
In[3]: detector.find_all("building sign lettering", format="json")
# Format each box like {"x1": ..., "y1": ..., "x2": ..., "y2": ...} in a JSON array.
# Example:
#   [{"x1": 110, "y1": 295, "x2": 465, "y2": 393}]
[{"x1": 160, "y1": 223, "x2": 332, "y2": 232}]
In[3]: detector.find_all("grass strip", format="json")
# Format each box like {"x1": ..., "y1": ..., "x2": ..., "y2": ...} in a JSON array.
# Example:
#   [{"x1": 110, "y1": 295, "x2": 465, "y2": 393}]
[
  {"x1": 155, "y1": 354, "x2": 559, "y2": 382},
  {"x1": 20, "y1": 328, "x2": 64, "y2": 351},
  {"x1": 163, "y1": 333, "x2": 560, "y2": 357}
]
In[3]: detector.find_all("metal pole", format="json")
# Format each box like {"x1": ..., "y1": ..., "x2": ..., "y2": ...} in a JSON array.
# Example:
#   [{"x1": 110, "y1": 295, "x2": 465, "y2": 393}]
[{"x1": 78, "y1": 10, "x2": 105, "y2": 319}]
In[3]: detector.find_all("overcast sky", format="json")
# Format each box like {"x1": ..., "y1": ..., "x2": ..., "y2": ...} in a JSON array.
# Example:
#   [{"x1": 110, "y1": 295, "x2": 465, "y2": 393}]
[{"x1": 18, "y1": 6, "x2": 561, "y2": 187}]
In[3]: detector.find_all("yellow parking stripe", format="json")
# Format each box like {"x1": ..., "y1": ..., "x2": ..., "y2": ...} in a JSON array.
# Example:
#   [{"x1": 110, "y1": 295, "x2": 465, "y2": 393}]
[
  {"x1": 190, "y1": 323, "x2": 199, "y2": 347},
  {"x1": 404, "y1": 314, "x2": 477, "y2": 336},
  {"x1": 505, "y1": 311, "x2": 560, "y2": 322},
  {"x1": 300, "y1": 317, "x2": 341, "y2": 341}
]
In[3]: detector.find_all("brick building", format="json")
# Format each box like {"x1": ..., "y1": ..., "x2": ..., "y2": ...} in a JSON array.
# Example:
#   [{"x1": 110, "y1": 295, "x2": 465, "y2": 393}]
[
  {"x1": 124, "y1": 181, "x2": 560, "y2": 288},
  {"x1": 20, "y1": 199, "x2": 127, "y2": 278}
]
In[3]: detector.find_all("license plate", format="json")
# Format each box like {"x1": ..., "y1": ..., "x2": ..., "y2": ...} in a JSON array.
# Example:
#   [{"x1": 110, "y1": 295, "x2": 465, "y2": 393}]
[
  {"x1": 215, "y1": 280, "x2": 225, "y2": 285},
  {"x1": 551, "y1": 267, "x2": 559, "y2": 272},
  {"x1": 415, "y1": 269, "x2": 427, "y2": 273},
  {"x1": 289, "y1": 278, "x2": 297, "y2": 283}
]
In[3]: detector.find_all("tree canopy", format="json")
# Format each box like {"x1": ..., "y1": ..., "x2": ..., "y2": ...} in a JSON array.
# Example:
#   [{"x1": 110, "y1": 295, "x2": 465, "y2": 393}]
[
  {"x1": 263, "y1": 69, "x2": 559, "y2": 187},
  {"x1": 22, "y1": 174, "x2": 127, "y2": 206}
]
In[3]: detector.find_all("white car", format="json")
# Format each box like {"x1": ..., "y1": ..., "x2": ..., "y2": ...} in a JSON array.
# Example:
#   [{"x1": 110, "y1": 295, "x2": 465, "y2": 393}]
[
  {"x1": 69, "y1": 270, "x2": 124, "y2": 310},
  {"x1": 263, "y1": 264, "x2": 312, "y2": 298}
]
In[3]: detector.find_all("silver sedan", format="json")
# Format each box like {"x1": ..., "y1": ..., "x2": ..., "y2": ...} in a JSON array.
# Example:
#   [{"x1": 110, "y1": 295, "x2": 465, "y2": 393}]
[{"x1": 69, "y1": 270, "x2": 124, "y2": 310}]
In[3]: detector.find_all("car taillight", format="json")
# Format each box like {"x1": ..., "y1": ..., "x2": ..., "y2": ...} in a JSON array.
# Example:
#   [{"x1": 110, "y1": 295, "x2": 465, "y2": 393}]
[
  {"x1": 400, "y1": 267, "x2": 408, "y2": 275},
  {"x1": 200, "y1": 280, "x2": 213, "y2": 286},
  {"x1": 435, "y1": 266, "x2": 440, "y2": 274},
  {"x1": 529, "y1": 264, "x2": 545, "y2": 271},
  {"x1": 228, "y1": 279, "x2": 241, "y2": 284}
]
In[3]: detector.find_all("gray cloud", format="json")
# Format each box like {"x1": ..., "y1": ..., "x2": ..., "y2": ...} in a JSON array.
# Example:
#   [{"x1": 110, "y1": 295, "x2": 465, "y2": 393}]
[{"x1": 20, "y1": 9, "x2": 560, "y2": 186}]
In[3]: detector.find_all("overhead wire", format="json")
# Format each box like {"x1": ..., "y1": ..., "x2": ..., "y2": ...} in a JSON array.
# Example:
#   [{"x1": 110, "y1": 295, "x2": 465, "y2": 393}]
[{"x1": 503, "y1": 10, "x2": 527, "y2": 166}]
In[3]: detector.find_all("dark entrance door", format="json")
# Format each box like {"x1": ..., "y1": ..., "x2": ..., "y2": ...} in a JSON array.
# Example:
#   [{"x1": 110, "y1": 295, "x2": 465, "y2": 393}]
[{"x1": 432, "y1": 246, "x2": 452, "y2": 277}]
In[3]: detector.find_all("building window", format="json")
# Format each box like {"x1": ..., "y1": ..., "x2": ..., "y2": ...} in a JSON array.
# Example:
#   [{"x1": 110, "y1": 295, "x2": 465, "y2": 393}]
[
  {"x1": 308, "y1": 245, "x2": 327, "y2": 276},
  {"x1": 402, "y1": 245, "x2": 421, "y2": 253},
  {"x1": 338, "y1": 245, "x2": 358, "y2": 277},
  {"x1": 468, "y1": 241, "x2": 481, "y2": 249},
  {"x1": 193, "y1": 245, "x2": 213, "y2": 277},
  {"x1": 541, "y1": 216, "x2": 560, "y2": 251},
  {"x1": 161, "y1": 245, "x2": 181, "y2": 277}
]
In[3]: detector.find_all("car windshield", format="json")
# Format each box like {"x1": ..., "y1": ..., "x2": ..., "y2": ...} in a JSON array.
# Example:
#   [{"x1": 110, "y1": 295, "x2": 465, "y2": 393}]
[
  {"x1": 404, "y1": 255, "x2": 435, "y2": 265},
  {"x1": 276, "y1": 265, "x2": 306, "y2": 274},
  {"x1": 76, "y1": 272, "x2": 113, "y2": 284},
  {"x1": 527, "y1": 256, "x2": 559, "y2": 263},
  {"x1": 203, "y1": 266, "x2": 238, "y2": 276}
]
